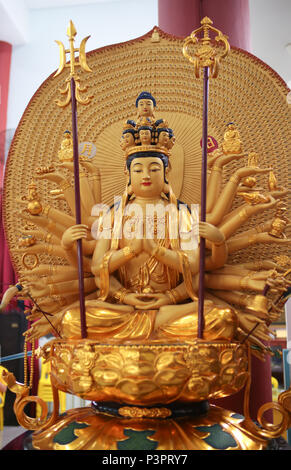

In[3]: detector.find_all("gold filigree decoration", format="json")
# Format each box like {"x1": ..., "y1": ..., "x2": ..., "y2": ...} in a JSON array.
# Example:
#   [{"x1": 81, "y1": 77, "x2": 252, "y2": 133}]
[
  {"x1": 118, "y1": 406, "x2": 172, "y2": 419},
  {"x1": 183, "y1": 16, "x2": 230, "y2": 78}
]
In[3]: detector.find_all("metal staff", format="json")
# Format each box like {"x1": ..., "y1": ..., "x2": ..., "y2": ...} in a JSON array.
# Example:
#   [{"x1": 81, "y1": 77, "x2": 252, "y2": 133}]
[
  {"x1": 54, "y1": 20, "x2": 93, "y2": 338},
  {"x1": 183, "y1": 17, "x2": 230, "y2": 339}
]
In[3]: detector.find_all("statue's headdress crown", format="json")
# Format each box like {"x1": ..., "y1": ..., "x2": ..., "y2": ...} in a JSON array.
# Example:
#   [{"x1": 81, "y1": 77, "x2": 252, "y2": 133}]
[{"x1": 121, "y1": 93, "x2": 175, "y2": 161}]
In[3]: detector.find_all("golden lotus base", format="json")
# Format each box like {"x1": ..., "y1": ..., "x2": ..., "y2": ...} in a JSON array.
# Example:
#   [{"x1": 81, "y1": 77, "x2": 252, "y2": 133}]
[
  {"x1": 31, "y1": 404, "x2": 268, "y2": 450},
  {"x1": 48, "y1": 339, "x2": 249, "y2": 404}
]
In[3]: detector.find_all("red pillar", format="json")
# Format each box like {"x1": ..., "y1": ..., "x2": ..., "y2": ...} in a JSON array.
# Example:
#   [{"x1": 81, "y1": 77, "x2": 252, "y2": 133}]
[
  {"x1": 0, "y1": 41, "x2": 12, "y2": 186},
  {"x1": 0, "y1": 41, "x2": 16, "y2": 299},
  {"x1": 158, "y1": 0, "x2": 251, "y2": 51},
  {"x1": 158, "y1": 0, "x2": 273, "y2": 421}
]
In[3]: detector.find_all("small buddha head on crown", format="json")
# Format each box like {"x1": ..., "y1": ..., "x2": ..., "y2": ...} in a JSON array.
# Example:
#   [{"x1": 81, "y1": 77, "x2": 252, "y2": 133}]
[
  {"x1": 120, "y1": 119, "x2": 136, "y2": 151},
  {"x1": 136, "y1": 91, "x2": 156, "y2": 121}
]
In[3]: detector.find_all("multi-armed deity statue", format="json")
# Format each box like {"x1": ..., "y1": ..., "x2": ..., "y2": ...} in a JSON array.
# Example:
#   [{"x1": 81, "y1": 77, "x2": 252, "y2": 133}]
[{"x1": 1, "y1": 19, "x2": 291, "y2": 450}]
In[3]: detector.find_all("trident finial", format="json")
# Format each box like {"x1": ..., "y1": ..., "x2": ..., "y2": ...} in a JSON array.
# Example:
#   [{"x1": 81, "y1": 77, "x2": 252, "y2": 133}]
[
  {"x1": 183, "y1": 16, "x2": 230, "y2": 78},
  {"x1": 54, "y1": 20, "x2": 93, "y2": 107}
]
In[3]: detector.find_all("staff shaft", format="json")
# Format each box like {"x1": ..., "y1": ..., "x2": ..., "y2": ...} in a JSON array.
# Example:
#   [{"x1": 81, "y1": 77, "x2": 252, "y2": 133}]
[
  {"x1": 71, "y1": 77, "x2": 87, "y2": 339},
  {"x1": 198, "y1": 66, "x2": 209, "y2": 339}
]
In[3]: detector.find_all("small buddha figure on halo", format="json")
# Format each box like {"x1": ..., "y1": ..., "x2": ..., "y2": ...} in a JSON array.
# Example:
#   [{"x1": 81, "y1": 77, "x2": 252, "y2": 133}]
[
  {"x1": 58, "y1": 130, "x2": 74, "y2": 162},
  {"x1": 221, "y1": 122, "x2": 243, "y2": 155}
]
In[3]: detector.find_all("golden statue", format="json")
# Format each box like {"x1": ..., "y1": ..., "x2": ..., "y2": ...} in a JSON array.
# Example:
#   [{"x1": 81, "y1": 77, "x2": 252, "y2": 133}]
[
  {"x1": 2, "y1": 20, "x2": 291, "y2": 451},
  {"x1": 5, "y1": 90, "x2": 290, "y2": 450},
  {"x1": 16, "y1": 93, "x2": 290, "y2": 355}
]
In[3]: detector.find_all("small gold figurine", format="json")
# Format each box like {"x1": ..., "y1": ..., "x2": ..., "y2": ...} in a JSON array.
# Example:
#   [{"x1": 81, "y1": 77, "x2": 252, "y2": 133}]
[
  {"x1": 269, "y1": 202, "x2": 289, "y2": 238},
  {"x1": 22, "y1": 180, "x2": 42, "y2": 215},
  {"x1": 221, "y1": 122, "x2": 243, "y2": 155},
  {"x1": 241, "y1": 152, "x2": 259, "y2": 188},
  {"x1": 238, "y1": 191, "x2": 270, "y2": 205},
  {"x1": 58, "y1": 130, "x2": 74, "y2": 162},
  {"x1": 18, "y1": 234, "x2": 36, "y2": 248},
  {"x1": 268, "y1": 170, "x2": 278, "y2": 191}
]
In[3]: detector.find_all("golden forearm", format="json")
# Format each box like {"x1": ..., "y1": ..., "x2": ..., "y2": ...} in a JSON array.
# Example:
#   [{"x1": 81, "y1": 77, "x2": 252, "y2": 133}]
[
  {"x1": 206, "y1": 167, "x2": 223, "y2": 214},
  {"x1": 88, "y1": 173, "x2": 101, "y2": 204},
  {"x1": 80, "y1": 173, "x2": 96, "y2": 216},
  {"x1": 48, "y1": 277, "x2": 96, "y2": 296},
  {"x1": 206, "y1": 173, "x2": 239, "y2": 225},
  {"x1": 205, "y1": 273, "x2": 265, "y2": 292},
  {"x1": 41, "y1": 205, "x2": 76, "y2": 228},
  {"x1": 205, "y1": 242, "x2": 228, "y2": 270},
  {"x1": 20, "y1": 213, "x2": 65, "y2": 239},
  {"x1": 62, "y1": 245, "x2": 92, "y2": 272},
  {"x1": 60, "y1": 181, "x2": 76, "y2": 216},
  {"x1": 219, "y1": 206, "x2": 250, "y2": 239},
  {"x1": 152, "y1": 246, "x2": 186, "y2": 273},
  {"x1": 210, "y1": 289, "x2": 250, "y2": 307}
]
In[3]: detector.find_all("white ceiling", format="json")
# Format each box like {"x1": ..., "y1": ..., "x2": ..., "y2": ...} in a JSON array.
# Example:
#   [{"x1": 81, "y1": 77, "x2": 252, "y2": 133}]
[
  {"x1": 25, "y1": 0, "x2": 121, "y2": 8},
  {"x1": 1, "y1": 0, "x2": 291, "y2": 85}
]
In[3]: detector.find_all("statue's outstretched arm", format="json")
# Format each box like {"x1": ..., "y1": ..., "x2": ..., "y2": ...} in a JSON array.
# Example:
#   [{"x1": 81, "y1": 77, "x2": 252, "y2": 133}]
[
  {"x1": 207, "y1": 167, "x2": 271, "y2": 226},
  {"x1": 227, "y1": 231, "x2": 291, "y2": 254},
  {"x1": 206, "y1": 152, "x2": 246, "y2": 214},
  {"x1": 219, "y1": 196, "x2": 278, "y2": 240}
]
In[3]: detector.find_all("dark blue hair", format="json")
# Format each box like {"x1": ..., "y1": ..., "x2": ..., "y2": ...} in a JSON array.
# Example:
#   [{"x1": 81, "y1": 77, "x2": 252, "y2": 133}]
[
  {"x1": 135, "y1": 91, "x2": 156, "y2": 108},
  {"x1": 126, "y1": 151, "x2": 169, "y2": 184},
  {"x1": 126, "y1": 151, "x2": 168, "y2": 171}
]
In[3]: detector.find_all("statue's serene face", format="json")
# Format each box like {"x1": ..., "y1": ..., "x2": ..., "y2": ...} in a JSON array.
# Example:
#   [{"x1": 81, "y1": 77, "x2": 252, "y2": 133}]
[
  {"x1": 130, "y1": 156, "x2": 165, "y2": 198},
  {"x1": 124, "y1": 132, "x2": 135, "y2": 147},
  {"x1": 158, "y1": 131, "x2": 170, "y2": 147},
  {"x1": 137, "y1": 99, "x2": 154, "y2": 117},
  {"x1": 139, "y1": 129, "x2": 152, "y2": 145}
]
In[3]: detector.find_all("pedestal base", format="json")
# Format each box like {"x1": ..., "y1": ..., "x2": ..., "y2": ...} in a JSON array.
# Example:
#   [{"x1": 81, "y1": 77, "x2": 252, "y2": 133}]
[{"x1": 30, "y1": 404, "x2": 269, "y2": 450}]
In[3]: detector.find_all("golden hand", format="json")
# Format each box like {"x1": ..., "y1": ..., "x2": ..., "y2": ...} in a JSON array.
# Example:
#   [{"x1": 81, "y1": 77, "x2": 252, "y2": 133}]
[
  {"x1": 129, "y1": 238, "x2": 143, "y2": 255},
  {"x1": 61, "y1": 224, "x2": 88, "y2": 249},
  {"x1": 238, "y1": 314, "x2": 271, "y2": 342},
  {"x1": 256, "y1": 232, "x2": 291, "y2": 245},
  {"x1": 34, "y1": 169, "x2": 66, "y2": 185},
  {"x1": 124, "y1": 292, "x2": 170, "y2": 310},
  {"x1": 20, "y1": 279, "x2": 49, "y2": 298},
  {"x1": 270, "y1": 187, "x2": 289, "y2": 199},
  {"x1": 213, "y1": 152, "x2": 246, "y2": 168},
  {"x1": 236, "y1": 166, "x2": 272, "y2": 179},
  {"x1": 24, "y1": 312, "x2": 62, "y2": 341},
  {"x1": 199, "y1": 222, "x2": 225, "y2": 244},
  {"x1": 143, "y1": 237, "x2": 157, "y2": 255}
]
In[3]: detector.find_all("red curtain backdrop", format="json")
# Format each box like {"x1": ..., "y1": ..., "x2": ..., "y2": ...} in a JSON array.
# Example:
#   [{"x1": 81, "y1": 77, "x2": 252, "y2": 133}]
[
  {"x1": 0, "y1": 41, "x2": 16, "y2": 303},
  {"x1": 158, "y1": 0, "x2": 251, "y2": 51}
]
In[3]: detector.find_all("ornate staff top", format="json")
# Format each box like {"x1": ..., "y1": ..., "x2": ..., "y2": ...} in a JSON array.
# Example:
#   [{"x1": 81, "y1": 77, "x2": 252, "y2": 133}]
[
  {"x1": 183, "y1": 16, "x2": 230, "y2": 78},
  {"x1": 54, "y1": 20, "x2": 93, "y2": 107}
]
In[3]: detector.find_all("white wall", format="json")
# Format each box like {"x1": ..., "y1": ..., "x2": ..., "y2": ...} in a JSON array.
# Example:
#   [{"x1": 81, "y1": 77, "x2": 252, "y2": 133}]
[
  {"x1": 249, "y1": 0, "x2": 291, "y2": 86},
  {"x1": 6, "y1": 0, "x2": 158, "y2": 130},
  {"x1": 6, "y1": 0, "x2": 291, "y2": 131}
]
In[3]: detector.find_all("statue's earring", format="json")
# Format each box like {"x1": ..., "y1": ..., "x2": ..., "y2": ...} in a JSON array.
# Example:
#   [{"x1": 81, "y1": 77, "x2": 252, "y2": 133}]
[
  {"x1": 125, "y1": 169, "x2": 133, "y2": 196},
  {"x1": 127, "y1": 183, "x2": 133, "y2": 196},
  {"x1": 163, "y1": 181, "x2": 170, "y2": 194},
  {"x1": 163, "y1": 168, "x2": 170, "y2": 194}
]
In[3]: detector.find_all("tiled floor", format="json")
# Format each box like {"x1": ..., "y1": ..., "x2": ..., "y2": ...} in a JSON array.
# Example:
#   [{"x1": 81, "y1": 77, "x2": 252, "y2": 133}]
[{"x1": 0, "y1": 426, "x2": 26, "y2": 449}]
